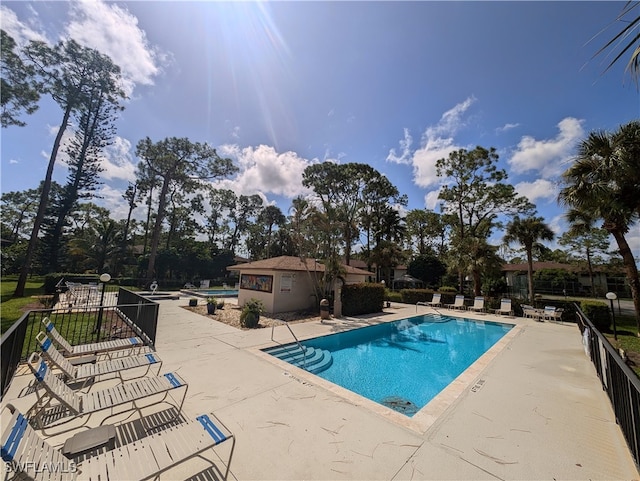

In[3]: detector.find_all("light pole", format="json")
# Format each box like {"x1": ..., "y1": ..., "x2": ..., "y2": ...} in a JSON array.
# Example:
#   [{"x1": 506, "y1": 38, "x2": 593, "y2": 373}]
[
  {"x1": 605, "y1": 291, "x2": 618, "y2": 340},
  {"x1": 95, "y1": 273, "x2": 111, "y2": 337}
]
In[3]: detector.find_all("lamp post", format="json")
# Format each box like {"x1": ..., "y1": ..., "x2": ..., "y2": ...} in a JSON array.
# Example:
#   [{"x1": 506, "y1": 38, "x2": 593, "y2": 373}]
[
  {"x1": 605, "y1": 291, "x2": 618, "y2": 340},
  {"x1": 95, "y1": 273, "x2": 111, "y2": 337}
]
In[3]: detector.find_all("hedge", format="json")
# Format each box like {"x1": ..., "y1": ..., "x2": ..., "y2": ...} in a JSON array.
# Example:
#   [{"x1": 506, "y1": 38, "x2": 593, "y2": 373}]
[
  {"x1": 342, "y1": 283, "x2": 384, "y2": 316},
  {"x1": 580, "y1": 300, "x2": 611, "y2": 332}
]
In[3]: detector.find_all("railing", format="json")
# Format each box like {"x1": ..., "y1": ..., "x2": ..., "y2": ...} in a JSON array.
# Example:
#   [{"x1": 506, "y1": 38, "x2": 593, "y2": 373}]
[
  {"x1": 0, "y1": 289, "x2": 159, "y2": 399},
  {"x1": 416, "y1": 301, "x2": 428, "y2": 312},
  {"x1": 271, "y1": 319, "x2": 307, "y2": 370},
  {"x1": 575, "y1": 304, "x2": 639, "y2": 470},
  {"x1": 116, "y1": 288, "x2": 160, "y2": 348}
]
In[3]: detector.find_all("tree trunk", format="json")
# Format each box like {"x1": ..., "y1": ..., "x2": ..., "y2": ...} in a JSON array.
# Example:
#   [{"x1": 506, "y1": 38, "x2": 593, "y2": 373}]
[
  {"x1": 146, "y1": 178, "x2": 170, "y2": 283},
  {"x1": 472, "y1": 268, "x2": 482, "y2": 296},
  {"x1": 586, "y1": 247, "x2": 596, "y2": 297},
  {"x1": 526, "y1": 248, "x2": 535, "y2": 304},
  {"x1": 14, "y1": 105, "x2": 72, "y2": 297},
  {"x1": 610, "y1": 229, "x2": 640, "y2": 334}
]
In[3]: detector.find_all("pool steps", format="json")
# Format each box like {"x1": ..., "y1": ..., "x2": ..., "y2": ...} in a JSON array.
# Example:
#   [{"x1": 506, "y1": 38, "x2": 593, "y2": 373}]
[{"x1": 264, "y1": 344, "x2": 333, "y2": 374}]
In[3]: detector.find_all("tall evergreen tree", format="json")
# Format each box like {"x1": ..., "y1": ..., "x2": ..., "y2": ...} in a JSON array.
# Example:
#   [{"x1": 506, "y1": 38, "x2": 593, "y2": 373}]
[
  {"x1": 436, "y1": 146, "x2": 534, "y2": 295},
  {"x1": 14, "y1": 39, "x2": 125, "y2": 296},
  {"x1": 1, "y1": 30, "x2": 41, "y2": 127},
  {"x1": 44, "y1": 61, "x2": 126, "y2": 271},
  {"x1": 135, "y1": 137, "x2": 237, "y2": 282}
]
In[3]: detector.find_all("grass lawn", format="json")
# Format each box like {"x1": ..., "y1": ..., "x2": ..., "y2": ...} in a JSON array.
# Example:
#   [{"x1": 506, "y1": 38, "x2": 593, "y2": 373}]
[
  {"x1": 604, "y1": 314, "x2": 640, "y2": 377},
  {"x1": 1, "y1": 277, "x2": 47, "y2": 333}
]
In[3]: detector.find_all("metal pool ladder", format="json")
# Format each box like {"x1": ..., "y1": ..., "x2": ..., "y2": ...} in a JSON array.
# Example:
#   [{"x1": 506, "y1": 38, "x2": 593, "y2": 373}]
[{"x1": 271, "y1": 319, "x2": 307, "y2": 370}]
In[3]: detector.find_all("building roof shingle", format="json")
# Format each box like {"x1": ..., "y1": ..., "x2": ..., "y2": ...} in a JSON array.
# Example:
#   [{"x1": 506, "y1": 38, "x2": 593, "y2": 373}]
[{"x1": 227, "y1": 256, "x2": 373, "y2": 277}]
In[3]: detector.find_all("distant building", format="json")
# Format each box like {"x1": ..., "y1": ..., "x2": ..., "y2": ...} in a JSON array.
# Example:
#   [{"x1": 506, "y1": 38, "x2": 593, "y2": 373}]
[
  {"x1": 346, "y1": 259, "x2": 408, "y2": 284},
  {"x1": 502, "y1": 262, "x2": 624, "y2": 297}
]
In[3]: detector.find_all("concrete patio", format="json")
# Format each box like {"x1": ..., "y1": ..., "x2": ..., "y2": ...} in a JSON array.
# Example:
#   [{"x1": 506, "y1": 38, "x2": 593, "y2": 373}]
[{"x1": 2, "y1": 298, "x2": 639, "y2": 480}]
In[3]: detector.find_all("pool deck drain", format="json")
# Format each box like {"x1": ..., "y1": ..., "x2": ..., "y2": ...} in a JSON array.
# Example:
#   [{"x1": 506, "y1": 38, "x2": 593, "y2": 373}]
[{"x1": 3, "y1": 300, "x2": 638, "y2": 480}]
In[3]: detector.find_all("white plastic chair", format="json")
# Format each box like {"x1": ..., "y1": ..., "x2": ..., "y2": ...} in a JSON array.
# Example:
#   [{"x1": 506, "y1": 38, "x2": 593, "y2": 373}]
[
  {"x1": 446, "y1": 295, "x2": 466, "y2": 310},
  {"x1": 428, "y1": 293, "x2": 442, "y2": 307},
  {"x1": 468, "y1": 296, "x2": 485, "y2": 313},
  {"x1": 493, "y1": 299, "x2": 514, "y2": 316}
]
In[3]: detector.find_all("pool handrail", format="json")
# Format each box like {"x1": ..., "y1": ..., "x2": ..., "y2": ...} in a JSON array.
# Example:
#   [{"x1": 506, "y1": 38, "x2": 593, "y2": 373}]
[{"x1": 270, "y1": 319, "x2": 307, "y2": 370}]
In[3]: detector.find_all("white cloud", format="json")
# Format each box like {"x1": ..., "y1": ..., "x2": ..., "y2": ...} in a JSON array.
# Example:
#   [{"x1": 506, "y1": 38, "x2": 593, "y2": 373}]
[
  {"x1": 496, "y1": 122, "x2": 520, "y2": 134},
  {"x1": 387, "y1": 96, "x2": 476, "y2": 188},
  {"x1": 0, "y1": 5, "x2": 48, "y2": 45},
  {"x1": 425, "y1": 96, "x2": 476, "y2": 140},
  {"x1": 65, "y1": 0, "x2": 166, "y2": 95},
  {"x1": 424, "y1": 189, "x2": 442, "y2": 210},
  {"x1": 386, "y1": 128, "x2": 413, "y2": 165},
  {"x1": 97, "y1": 184, "x2": 132, "y2": 220},
  {"x1": 99, "y1": 136, "x2": 137, "y2": 182},
  {"x1": 514, "y1": 178, "x2": 558, "y2": 204},
  {"x1": 216, "y1": 144, "x2": 316, "y2": 199},
  {"x1": 547, "y1": 214, "x2": 565, "y2": 237},
  {"x1": 508, "y1": 117, "x2": 584, "y2": 178}
]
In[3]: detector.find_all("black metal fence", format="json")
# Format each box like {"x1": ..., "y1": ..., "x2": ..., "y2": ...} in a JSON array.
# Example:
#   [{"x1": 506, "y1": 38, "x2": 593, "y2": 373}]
[
  {"x1": 117, "y1": 287, "x2": 160, "y2": 345},
  {"x1": 0, "y1": 288, "x2": 159, "y2": 399},
  {"x1": 575, "y1": 304, "x2": 640, "y2": 470}
]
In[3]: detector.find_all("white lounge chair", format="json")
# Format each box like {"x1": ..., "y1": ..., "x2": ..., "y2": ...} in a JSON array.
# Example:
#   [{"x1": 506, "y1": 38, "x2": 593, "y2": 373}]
[
  {"x1": 1, "y1": 404, "x2": 235, "y2": 481},
  {"x1": 36, "y1": 332, "x2": 162, "y2": 388},
  {"x1": 492, "y1": 298, "x2": 514, "y2": 316},
  {"x1": 428, "y1": 293, "x2": 442, "y2": 307},
  {"x1": 26, "y1": 353, "x2": 187, "y2": 431},
  {"x1": 522, "y1": 304, "x2": 544, "y2": 321},
  {"x1": 43, "y1": 318, "x2": 147, "y2": 357},
  {"x1": 543, "y1": 306, "x2": 563, "y2": 322},
  {"x1": 468, "y1": 296, "x2": 485, "y2": 313},
  {"x1": 445, "y1": 295, "x2": 466, "y2": 310}
]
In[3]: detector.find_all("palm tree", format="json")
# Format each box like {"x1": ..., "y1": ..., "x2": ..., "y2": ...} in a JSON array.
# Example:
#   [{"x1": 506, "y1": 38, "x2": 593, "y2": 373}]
[
  {"x1": 559, "y1": 121, "x2": 640, "y2": 334},
  {"x1": 595, "y1": 1, "x2": 640, "y2": 82},
  {"x1": 504, "y1": 216, "x2": 554, "y2": 304},
  {"x1": 560, "y1": 208, "x2": 610, "y2": 297}
]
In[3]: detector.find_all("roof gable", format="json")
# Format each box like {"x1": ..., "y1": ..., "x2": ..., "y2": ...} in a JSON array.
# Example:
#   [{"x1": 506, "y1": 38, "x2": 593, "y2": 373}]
[{"x1": 228, "y1": 255, "x2": 372, "y2": 276}]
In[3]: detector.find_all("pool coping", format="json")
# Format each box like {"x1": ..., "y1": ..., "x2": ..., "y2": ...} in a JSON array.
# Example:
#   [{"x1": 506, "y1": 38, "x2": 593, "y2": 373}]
[{"x1": 251, "y1": 313, "x2": 522, "y2": 434}]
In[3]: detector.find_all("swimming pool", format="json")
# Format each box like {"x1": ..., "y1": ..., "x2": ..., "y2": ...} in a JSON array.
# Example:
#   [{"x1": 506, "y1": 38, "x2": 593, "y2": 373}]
[
  {"x1": 266, "y1": 314, "x2": 513, "y2": 417},
  {"x1": 183, "y1": 289, "x2": 238, "y2": 298}
]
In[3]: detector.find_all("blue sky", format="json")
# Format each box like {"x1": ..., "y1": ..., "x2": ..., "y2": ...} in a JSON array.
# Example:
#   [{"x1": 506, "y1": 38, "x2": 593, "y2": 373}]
[{"x1": 2, "y1": 1, "x2": 639, "y2": 255}]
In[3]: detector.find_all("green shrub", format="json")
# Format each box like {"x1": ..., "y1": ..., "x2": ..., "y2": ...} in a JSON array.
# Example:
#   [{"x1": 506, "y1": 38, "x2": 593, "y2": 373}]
[
  {"x1": 386, "y1": 290, "x2": 402, "y2": 302},
  {"x1": 399, "y1": 289, "x2": 433, "y2": 304},
  {"x1": 240, "y1": 298, "x2": 264, "y2": 328},
  {"x1": 342, "y1": 284, "x2": 384, "y2": 316},
  {"x1": 439, "y1": 286, "x2": 458, "y2": 293},
  {"x1": 580, "y1": 300, "x2": 611, "y2": 332}
]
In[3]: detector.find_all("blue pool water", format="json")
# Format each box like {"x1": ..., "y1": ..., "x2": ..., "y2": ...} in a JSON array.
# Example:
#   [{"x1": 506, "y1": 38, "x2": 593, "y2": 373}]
[
  {"x1": 187, "y1": 289, "x2": 238, "y2": 297},
  {"x1": 277, "y1": 314, "x2": 513, "y2": 416}
]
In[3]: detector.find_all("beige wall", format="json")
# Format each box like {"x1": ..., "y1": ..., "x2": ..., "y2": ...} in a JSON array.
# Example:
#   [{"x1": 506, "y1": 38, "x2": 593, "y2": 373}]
[
  {"x1": 237, "y1": 269, "x2": 321, "y2": 314},
  {"x1": 237, "y1": 270, "x2": 275, "y2": 313},
  {"x1": 237, "y1": 269, "x2": 368, "y2": 314},
  {"x1": 344, "y1": 274, "x2": 368, "y2": 285},
  {"x1": 273, "y1": 271, "x2": 319, "y2": 313}
]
